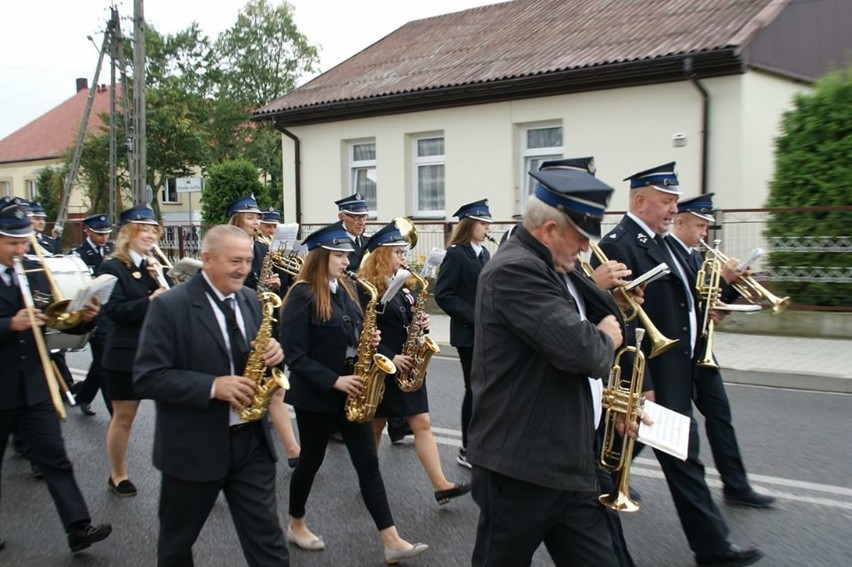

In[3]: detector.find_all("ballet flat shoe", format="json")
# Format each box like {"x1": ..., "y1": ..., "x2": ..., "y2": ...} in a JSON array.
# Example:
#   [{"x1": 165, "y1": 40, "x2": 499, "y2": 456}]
[
  {"x1": 286, "y1": 527, "x2": 325, "y2": 551},
  {"x1": 385, "y1": 542, "x2": 429, "y2": 564}
]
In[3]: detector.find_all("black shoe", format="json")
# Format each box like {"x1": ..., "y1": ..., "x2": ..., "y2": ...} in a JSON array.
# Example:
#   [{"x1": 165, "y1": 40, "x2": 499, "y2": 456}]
[
  {"x1": 0, "y1": 536, "x2": 5, "y2": 550},
  {"x1": 108, "y1": 477, "x2": 138, "y2": 497},
  {"x1": 31, "y1": 462, "x2": 44, "y2": 480},
  {"x1": 288, "y1": 457, "x2": 299, "y2": 469},
  {"x1": 434, "y1": 482, "x2": 471, "y2": 505},
  {"x1": 388, "y1": 423, "x2": 412, "y2": 444},
  {"x1": 628, "y1": 486, "x2": 641, "y2": 502},
  {"x1": 79, "y1": 402, "x2": 96, "y2": 416},
  {"x1": 696, "y1": 544, "x2": 763, "y2": 566},
  {"x1": 67, "y1": 522, "x2": 112, "y2": 553},
  {"x1": 724, "y1": 490, "x2": 776, "y2": 509}
]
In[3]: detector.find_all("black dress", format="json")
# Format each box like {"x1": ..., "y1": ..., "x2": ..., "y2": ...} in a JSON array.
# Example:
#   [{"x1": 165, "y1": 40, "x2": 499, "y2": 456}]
[{"x1": 372, "y1": 286, "x2": 429, "y2": 418}]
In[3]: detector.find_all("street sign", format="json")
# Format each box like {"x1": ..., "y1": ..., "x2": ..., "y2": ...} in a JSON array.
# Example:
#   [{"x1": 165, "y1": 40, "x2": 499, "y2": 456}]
[{"x1": 176, "y1": 176, "x2": 203, "y2": 193}]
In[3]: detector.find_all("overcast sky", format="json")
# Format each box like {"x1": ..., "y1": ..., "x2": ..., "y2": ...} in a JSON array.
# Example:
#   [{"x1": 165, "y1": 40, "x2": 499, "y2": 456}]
[{"x1": 0, "y1": 0, "x2": 501, "y2": 140}]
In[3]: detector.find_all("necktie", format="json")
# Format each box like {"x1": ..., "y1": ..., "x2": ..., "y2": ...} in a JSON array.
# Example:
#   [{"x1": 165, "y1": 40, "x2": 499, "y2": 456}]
[
  {"x1": 98, "y1": 247, "x2": 104, "y2": 258},
  {"x1": 3, "y1": 266, "x2": 15, "y2": 287},
  {"x1": 223, "y1": 297, "x2": 248, "y2": 375}
]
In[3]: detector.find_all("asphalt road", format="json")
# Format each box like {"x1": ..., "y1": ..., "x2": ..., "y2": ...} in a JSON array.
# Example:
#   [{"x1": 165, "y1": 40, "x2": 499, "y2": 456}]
[{"x1": 2, "y1": 356, "x2": 851, "y2": 566}]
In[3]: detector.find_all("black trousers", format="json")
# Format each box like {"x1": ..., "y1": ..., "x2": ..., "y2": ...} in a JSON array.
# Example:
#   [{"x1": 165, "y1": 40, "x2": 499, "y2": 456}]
[
  {"x1": 157, "y1": 422, "x2": 288, "y2": 567},
  {"x1": 692, "y1": 366, "x2": 750, "y2": 495},
  {"x1": 290, "y1": 408, "x2": 394, "y2": 530},
  {"x1": 74, "y1": 333, "x2": 113, "y2": 413},
  {"x1": 0, "y1": 399, "x2": 90, "y2": 532},
  {"x1": 471, "y1": 467, "x2": 618, "y2": 567},
  {"x1": 457, "y1": 345, "x2": 474, "y2": 448}
]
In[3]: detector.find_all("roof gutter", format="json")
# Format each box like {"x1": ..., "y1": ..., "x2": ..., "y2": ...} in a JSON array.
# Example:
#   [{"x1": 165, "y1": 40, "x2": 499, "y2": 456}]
[
  {"x1": 277, "y1": 126, "x2": 302, "y2": 226},
  {"x1": 684, "y1": 56, "x2": 710, "y2": 195}
]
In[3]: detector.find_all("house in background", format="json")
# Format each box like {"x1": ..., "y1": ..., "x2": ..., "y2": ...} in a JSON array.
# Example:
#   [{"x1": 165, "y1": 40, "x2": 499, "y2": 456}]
[{"x1": 255, "y1": 0, "x2": 851, "y2": 226}]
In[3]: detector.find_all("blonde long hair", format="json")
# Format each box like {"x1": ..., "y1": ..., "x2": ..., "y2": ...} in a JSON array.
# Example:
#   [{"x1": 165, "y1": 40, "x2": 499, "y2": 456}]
[
  {"x1": 358, "y1": 246, "x2": 416, "y2": 298},
  {"x1": 282, "y1": 247, "x2": 360, "y2": 323},
  {"x1": 111, "y1": 223, "x2": 163, "y2": 268}
]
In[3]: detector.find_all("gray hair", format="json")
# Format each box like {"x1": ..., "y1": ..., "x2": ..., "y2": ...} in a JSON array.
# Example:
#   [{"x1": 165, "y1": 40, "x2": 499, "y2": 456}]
[
  {"x1": 522, "y1": 195, "x2": 571, "y2": 232},
  {"x1": 202, "y1": 224, "x2": 251, "y2": 255}
]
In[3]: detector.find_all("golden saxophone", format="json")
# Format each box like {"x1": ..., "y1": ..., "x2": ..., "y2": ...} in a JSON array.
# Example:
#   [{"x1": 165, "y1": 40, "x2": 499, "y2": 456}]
[
  {"x1": 395, "y1": 269, "x2": 439, "y2": 392},
  {"x1": 239, "y1": 292, "x2": 290, "y2": 421},
  {"x1": 344, "y1": 271, "x2": 397, "y2": 423}
]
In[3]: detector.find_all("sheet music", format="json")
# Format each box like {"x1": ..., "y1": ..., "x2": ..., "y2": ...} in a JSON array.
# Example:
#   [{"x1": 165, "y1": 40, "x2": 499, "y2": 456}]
[
  {"x1": 637, "y1": 400, "x2": 690, "y2": 461},
  {"x1": 68, "y1": 274, "x2": 118, "y2": 312},
  {"x1": 272, "y1": 223, "x2": 300, "y2": 252},
  {"x1": 420, "y1": 248, "x2": 446, "y2": 278}
]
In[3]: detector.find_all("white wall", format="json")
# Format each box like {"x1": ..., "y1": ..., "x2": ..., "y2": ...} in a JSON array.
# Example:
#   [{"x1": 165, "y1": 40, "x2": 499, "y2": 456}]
[{"x1": 280, "y1": 71, "x2": 806, "y2": 224}]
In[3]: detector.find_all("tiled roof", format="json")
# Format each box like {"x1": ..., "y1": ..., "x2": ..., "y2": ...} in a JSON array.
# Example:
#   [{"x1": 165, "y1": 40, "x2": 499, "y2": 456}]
[
  {"x1": 256, "y1": 0, "x2": 785, "y2": 119},
  {"x1": 0, "y1": 85, "x2": 114, "y2": 163}
]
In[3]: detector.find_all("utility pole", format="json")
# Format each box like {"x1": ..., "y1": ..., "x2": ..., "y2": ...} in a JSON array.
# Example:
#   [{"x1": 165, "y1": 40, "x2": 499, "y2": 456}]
[{"x1": 132, "y1": 0, "x2": 147, "y2": 205}]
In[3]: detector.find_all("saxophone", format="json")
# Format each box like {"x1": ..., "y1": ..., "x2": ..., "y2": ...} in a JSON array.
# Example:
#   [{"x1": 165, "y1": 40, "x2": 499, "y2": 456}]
[
  {"x1": 344, "y1": 271, "x2": 397, "y2": 423},
  {"x1": 255, "y1": 229, "x2": 274, "y2": 295},
  {"x1": 239, "y1": 292, "x2": 290, "y2": 421},
  {"x1": 395, "y1": 270, "x2": 439, "y2": 392}
]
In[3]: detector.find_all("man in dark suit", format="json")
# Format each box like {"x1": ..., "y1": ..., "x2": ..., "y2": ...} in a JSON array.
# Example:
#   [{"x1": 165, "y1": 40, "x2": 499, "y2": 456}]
[
  {"x1": 0, "y1": 198, "x2": 111, "y2": 554},
  {"x1": 71, "y1": 213, "x2": 114, "y2": 416},
  {"x1": 27, "y1": 201, "x2": 62, "y2": 254},
  {"x1": 669, "y1": 194, "x2": 775, "y2": 509},
  {"x1": 335, "y1": 193, "x2": 369, "y2": 270},
  {"x1": 468, "y1": 167, "x2": 626, "y2": 566},
  {"x1": 597, "y1": 163, "x2": 762, "y2": 567},
  {"x1": 134, "y1": 224, "x2": 289, "y2": 567}
]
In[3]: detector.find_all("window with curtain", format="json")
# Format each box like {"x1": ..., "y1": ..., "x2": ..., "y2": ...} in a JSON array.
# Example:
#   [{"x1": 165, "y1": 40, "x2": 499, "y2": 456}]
[
  {"x1": 0, "y1": 180, "x2": 10, "y2": 198},
  {"x1": 25, "y1": 179, "x2": 37, "y2": 201},
  {"x1": 161, "y1": 178, "x2": 179, "y2": 203},
  {"x1": 414, "y1": 135, "x2": 445, "y2": 217},
  {"x1": 350, "y1": 140, "x2": 377, "y2": 213},
  {"x1": 521, "y1": 124, "x2": 563, "y2": 207}
]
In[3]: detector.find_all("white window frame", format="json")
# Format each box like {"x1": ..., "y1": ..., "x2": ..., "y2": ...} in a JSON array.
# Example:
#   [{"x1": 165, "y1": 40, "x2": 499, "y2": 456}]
[
  {"x1": 412, "y1": 133, "x2": 445, "y2": 218},
  {"x1": 520, "y1": 124, "x2": 563, "y2": 212},
  {"x1": 25, "y1": 179, "x2": 37, "y2": 201},
  {"x1": 0, "y1": 180, "x2": 10, "y2": 198},
  {"x1": 349, "y1": 139, "x2": 377, "y2": 216},
  {"x1": 161, "y1": 178, "x2": 179, "y2": 204}
]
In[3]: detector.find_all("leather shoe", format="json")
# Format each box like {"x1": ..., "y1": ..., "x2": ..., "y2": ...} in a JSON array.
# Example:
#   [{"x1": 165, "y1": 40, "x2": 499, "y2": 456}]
[
  {"x1": 696, "y1": 544, "x2": 763, "y2": 566},
  {"x1": 287, "y1": 457, "x2": 299, "y2": 469},
  {"x1": 108, "y1": 477, "x2": 138, "y2": 497},
  {"x1": 286, "y1": 527, "x2": 325, "y2": 551},
  {"x1": 724, "y1": 490, "x2": 776, "y2": 509},
  {"x1": 79, "y1": 402, "x2": 95, "y2": 416},
  {"x1": 385, "y1": 543, "x2": 429, "y2": 564},
  {"x1": 434, "y1": 482, "x2": 471, "y2": 505},
  {"x1": 0, "y1": 536, "x2": 5, "y2": 550},
  {"x1": 31, "y1": 462, "x2": 44, "y2": 480},
  {"x1": 67, "y1": 522, "x2": 112, "y2": 553},
  {"x1": 388, "y1": 420, "x2": 412, "y2": 444}
]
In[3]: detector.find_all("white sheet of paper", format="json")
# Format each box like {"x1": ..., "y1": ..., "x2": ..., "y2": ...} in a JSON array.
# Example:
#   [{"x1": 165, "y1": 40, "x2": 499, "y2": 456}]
[{"x1": 638, "y1": 400, "x2": 690, "y2": 461}]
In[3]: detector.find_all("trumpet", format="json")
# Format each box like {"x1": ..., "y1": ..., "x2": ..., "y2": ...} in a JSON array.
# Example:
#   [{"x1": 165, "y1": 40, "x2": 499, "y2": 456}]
[
  {"x1": 24, "y1": 234, "x2": 83, "y2": 330},
  {"x1": 695, "y1": 240, "x2": 722, "y2": 368},
  {"x1": 599, "y1": 328, "x2": 646, "y2": 512},
  {"x1": 147, "y1": 243, "x2": 172, "y2": 290},
  {"x1": 699, "y1": 242, "x2": 790, "y2": 314},
  {"x1": 581, "y1": 242, "x2": 677, "y2": 358}
]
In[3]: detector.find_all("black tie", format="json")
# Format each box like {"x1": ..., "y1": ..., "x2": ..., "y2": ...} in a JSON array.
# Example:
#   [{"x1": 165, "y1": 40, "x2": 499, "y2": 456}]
[
  {"x1": 98, "y1": 247, "x2": 104, "y2": 258},
  {"x1": 3, "y1": 266, "x2": 16, "y2": 287},
  {"x1": 222, "y1": 297, "x2": 248, "y2": 375}
]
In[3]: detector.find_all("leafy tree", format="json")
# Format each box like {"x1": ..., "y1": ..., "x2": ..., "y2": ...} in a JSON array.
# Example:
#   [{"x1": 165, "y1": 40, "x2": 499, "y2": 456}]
[
  {"x1": 35, "y1": 166, "x2": 65, "y2": 220},
  {"x1": 201, "y1": 159, "x2": 265, "y2": 227},
  {"x1": 765, "y1": 68, "x2": 852, "y2": 306}
]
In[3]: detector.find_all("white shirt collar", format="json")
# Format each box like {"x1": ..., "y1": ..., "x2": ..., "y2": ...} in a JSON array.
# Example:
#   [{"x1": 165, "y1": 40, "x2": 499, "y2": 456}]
[
  {"x1": 627, "y1": 212, "x2": 665, "y2": 240},
  {"x1": 129, "y1": 249, "x2": 145, "y2": 268},
  {"x1": 201, "y1": 270, "x2": 234, "y2": 301},
  {"x1": 669, "y1": 234, "x2": 694, "y2": 255}
]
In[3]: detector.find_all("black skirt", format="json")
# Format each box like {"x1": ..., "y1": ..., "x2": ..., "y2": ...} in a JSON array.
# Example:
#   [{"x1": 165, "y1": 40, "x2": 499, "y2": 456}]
[
  {"x1": 374, "y1": 373, "x2": 429, "y2": 417},
  {"x1": 105, "y1": 369, "x2": 140, "y2": 401}
]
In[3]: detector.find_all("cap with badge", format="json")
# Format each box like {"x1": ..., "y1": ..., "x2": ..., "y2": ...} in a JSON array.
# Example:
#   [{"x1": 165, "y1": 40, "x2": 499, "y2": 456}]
[
  {"x1": 528, "y1": 156, "x2": 614, "y2": 239},
  {"x1": 260, "y1": 207, "x2": 281, "y2": 224},
  {"x1": 624, "y1": 162, "x2": 682, "y2": 195},
  {"x1": 226, "y1": 195, "x2": 262, "y2": 219},
  {"x1": 28, "y1": 201, "x2": 48, "y2": 218},
  {"x1": 676, "y1": 193, "x2": 715, "y2": 222},
  {"x1": 303, "y1": 223, "x2": 356, "y2": 252},
  {"x1": 364, "y1": 220, "x2": 408, "y2": 253},
  {"x1": 0, "y1": 197, "x2": 34, "y2": 237},
  {"x1": 335, "y1": 193, "x2": 369, "y2": 216},
  {"x1": 83, "y1": 213, "x2": 113, "y2": 233},
  {"x1": 119, "y1": 205, "x2": 159, "y2": 226},
  {"x1": 452, "y1": 199, "x2": 493, "y2": 223}
]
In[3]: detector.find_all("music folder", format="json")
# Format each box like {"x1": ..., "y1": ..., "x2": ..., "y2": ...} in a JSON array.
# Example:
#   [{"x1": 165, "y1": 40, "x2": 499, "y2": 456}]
[
  {"x1": 637, "y1": 400, "x2": 690, "y2": 461},
  {"x1": 67, "y1": 274, "x2": 118, "y2": 312},
  {"x1": 624, "y1": 262, "x2": 670, "y2": 291}
]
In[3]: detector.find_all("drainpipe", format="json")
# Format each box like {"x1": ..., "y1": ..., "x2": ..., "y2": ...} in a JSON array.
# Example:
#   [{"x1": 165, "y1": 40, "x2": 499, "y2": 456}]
[
  {"x1": 684, "y1": 57, "x2": 709, "y2": 195},
  {"x1": 279, "y1": 126, "x2": 302, "y2": 225}
]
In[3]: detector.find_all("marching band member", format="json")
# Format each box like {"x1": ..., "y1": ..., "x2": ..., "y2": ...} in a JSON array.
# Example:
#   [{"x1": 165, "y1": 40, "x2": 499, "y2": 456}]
[
  {"x1": 278, "y1": 223, "x2": 428, "y2": 563},
  {"x1": 334, "y1": 193, "x2": 369, "y2": 270},
  {"x1": 357, "y1": 221, "x2": 471, "y2": 505},
  {"x1": 668, "y1": 194, "x2": 775, "y2": 509},
  {"x1": 98, "y1": 205, "x2": 172, "y2": 498},
  {"x1": 0, "y1": 198, "x2": 111, "y2": 553},
  {"x1": 27, "y1": 201, "x2": 62, "y2": 254},
  {"x1": 467, "y1": 170, "x2": 624, "y2": 566},
  {"x1": 597, "y1": 163, "x2": 762, "y2": 566},
  {"x1": 71, "y1": 213, "x2": 115, "y2": 416},
  {"x1": 227, "y1": 196, "x2": 299, "y2": 468},
  {"x1": 259, "y1": 206, "x2": 280, "y2": 240},
  {"x1": 134, "y1": 225, "x2": 289, "y2": 566},
  {"x1": 434, "y1": 199, "x2": 493, "y2": 469}
]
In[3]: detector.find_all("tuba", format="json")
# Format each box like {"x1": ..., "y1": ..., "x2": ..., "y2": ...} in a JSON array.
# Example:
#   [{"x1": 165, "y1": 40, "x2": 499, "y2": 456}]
[
  {"x1": 238, "y1": 292, "x2": 290, "y2": 421},
  {"x1": 582, "y1": 241, "x2": 677, "y2": 358},
  {"x1": 344, "y1": 271, "x2": 397, "y2": 423},
  {"x1": 599, "y1": 328, "x2": 646, "y2": 512},
  {"x1": 395, "y1": 269, "x2": 440, "y2": 392},
  {"x1": 695, "y1": 240, "x2": 723, "y2": 368},
  {"x1": 699, "y1": 241, "x2": 790, "y2": 314}
]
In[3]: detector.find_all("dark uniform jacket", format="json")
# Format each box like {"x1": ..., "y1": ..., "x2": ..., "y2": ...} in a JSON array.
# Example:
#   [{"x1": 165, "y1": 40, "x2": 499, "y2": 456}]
[
  {"x1": 133, "y1": 273, "x2": 277, "y2": 482},
  {"x1": 467, "y1": 227, "x2": 616, "y2": 491},
  {"x1": 74, "y1": 240, "x2": 114, "y2": 272},
  {"x1": 279, "y1": 281, "x2": 364, "y2": 414},
  {"x1": 98, "y1": 256, "x2": 169, "y2": 372},
  {"x1": 33, "y1": 232, "x2": 62, "y2": 255},
  {"x1": 0, "y1": 260, "x2": 93, "y2": 410},
  {"x1": 598, "y1": 216, "x2": 696, "y2": 411},
  {"x1": 434, "y1": 243, "x2": 489, "y2": 348}
]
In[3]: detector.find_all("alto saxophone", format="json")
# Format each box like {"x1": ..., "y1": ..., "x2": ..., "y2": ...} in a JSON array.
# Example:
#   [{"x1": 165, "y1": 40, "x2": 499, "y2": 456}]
[
  {"x1": 239, "y1": 292, "x2": 290, "y2": 421},
  {"x1": 396, "y1": 270, "x2": 439, "y2": 392},
  {"x1": 344, "y1": 271, "x2": 397, "y2": 423},
  {"x1": 255, "y1": 229, "x2": 274, "y2": 295}
]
